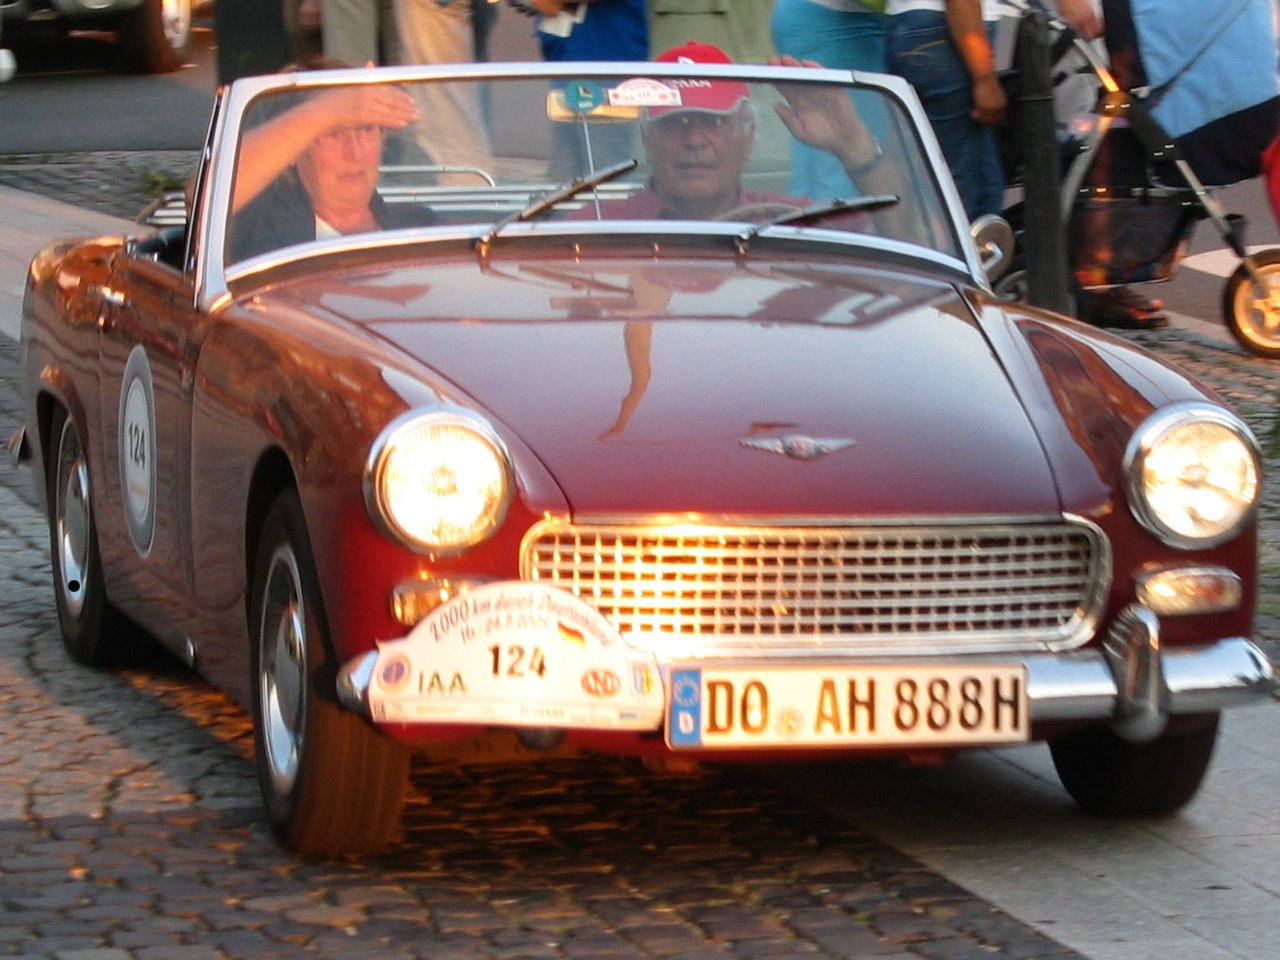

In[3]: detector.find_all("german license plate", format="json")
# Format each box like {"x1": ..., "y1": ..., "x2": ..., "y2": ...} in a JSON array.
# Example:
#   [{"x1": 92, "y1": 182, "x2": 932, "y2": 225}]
[{"x1": 666, "y1": 664, "x2": 1028, "y2": 749}]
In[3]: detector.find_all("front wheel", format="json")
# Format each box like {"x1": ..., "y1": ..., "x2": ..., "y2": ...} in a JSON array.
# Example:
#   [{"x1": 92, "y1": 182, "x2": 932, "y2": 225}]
[
  {"x1": 250, "y1": 489, "x2": 410, "y2": 857},
  {"x1": 1223, "y1": 249, "x2": 1280, "y2": 359},
  {"x1": 1049, "y1": 713, "x2": 1220, "y2": 817},
  {"x1": 117, "y1": 0, "x2": 192, "y2": 74}
]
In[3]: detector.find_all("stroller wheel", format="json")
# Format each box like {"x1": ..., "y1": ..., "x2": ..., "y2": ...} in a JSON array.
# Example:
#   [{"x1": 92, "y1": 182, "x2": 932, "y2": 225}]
[{"x1": 1223, "y1": 249, "x2": 1280, "y2": 359}]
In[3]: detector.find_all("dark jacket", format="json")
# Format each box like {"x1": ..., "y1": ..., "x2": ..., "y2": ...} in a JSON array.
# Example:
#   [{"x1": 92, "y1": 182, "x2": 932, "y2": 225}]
[{"x1": 229, "y1": 171, "x2": 435, "y2": 262}]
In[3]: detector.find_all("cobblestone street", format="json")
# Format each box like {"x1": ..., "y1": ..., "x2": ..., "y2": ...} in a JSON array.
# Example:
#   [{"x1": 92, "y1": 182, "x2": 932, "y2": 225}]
[{"x1": 0, "y1": 152, "x2": 198, "y2": 222}]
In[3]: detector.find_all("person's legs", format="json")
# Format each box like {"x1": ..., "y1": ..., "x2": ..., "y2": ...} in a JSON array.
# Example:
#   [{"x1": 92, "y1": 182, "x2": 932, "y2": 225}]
[
  {"x1": 377, "y1": 0, "x2": 402, "y2": 64},
  {"x1": 649, "y1": 0, "x2": 775, "y2": 62},
  {"x1": 395, "y1": 0, "x2": 494, "y2": 179},
  {"x1": 322, "y1": 0, "x2": 380, "y2": 65},
  {"x1": 547, "y1": 120, "x2": 638, "y2": 183},
  {"x1": 886, "y1": 10, "x2": 1003, "y2": 220},
  {"x1": 283, "y1": 0, "x2": 324, "y2": 62},
  {"x1": 772, "y1": 0, "x2": 885, "y2": 71}
]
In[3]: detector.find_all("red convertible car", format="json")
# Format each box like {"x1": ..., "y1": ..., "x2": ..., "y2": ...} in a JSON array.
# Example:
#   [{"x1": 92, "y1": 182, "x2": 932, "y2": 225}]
[{"x1": 11, "y1": 58, "x2": 1277, "y2": 856}]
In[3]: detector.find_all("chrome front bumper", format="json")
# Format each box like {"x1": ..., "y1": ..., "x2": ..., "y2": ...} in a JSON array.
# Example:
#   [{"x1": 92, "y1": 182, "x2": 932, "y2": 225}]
[
  {"x1": 339, "y1": 602, "x2": 1277, "y2": 745},
  {"x1": 1026, "y1": 604, "x2": 1275, "y2": 743}
]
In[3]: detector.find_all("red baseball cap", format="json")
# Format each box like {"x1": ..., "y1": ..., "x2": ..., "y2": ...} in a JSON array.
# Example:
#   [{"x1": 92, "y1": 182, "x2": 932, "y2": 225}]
[{"x1": 649, "y1": 42, "x2": 751, "y2": 118}]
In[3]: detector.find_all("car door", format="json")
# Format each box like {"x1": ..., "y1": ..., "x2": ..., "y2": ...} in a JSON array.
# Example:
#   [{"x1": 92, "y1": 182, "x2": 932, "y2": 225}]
[{"x1": 95, "y1": 242, "x2": 201, "y2": 656}]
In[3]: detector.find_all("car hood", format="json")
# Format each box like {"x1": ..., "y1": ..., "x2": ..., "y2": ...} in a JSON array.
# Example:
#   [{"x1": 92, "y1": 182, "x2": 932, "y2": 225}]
[{"x1": 266, "y1": 255, "x2": 1063, "y2": 518}]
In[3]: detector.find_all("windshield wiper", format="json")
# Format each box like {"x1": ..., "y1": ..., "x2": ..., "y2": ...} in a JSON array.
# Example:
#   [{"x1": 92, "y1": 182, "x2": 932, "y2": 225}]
[
  {"x1": 476, "y1": 158, "x2": 638, "y2": 253},
  {"x1": 738, "y1": 194, "x2": 901, "y2": 247}
]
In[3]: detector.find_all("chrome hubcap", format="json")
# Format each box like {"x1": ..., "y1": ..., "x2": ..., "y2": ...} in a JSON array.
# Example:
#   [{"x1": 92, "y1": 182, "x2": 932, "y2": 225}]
[
  {"x1": 54, "y1": 420, "x2": 91, "y2": 619},
  {"x1": 1238, "y1": 270, "x2": 1280, "y2": 347},
  {"x1": 258, "y1": 545, "x2": 307, "y2": 797}
]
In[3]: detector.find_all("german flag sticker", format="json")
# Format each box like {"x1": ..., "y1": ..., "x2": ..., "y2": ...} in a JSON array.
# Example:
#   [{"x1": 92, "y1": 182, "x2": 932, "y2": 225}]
[{"x1": 558, "y1": 621, "x2": 586, "y2": 646}]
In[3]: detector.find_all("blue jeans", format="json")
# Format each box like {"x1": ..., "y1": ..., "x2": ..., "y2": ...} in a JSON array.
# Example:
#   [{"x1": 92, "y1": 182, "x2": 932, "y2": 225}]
[{"x1": 885, "y1": 10, "x2": 1004, "y2": 220}]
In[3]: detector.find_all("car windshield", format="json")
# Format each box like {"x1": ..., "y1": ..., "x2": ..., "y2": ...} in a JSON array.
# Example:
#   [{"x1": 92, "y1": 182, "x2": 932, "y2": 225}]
[{"x1": 218, "y1": 65, "x2": 963, "y2": 271}]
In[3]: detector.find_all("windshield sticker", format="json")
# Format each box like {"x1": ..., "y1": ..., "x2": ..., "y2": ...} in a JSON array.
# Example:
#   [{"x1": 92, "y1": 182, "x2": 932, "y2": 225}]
[
  {"x1": 118, "y1": 344, "x2": 157, "y2": 558},
  {"x1": 609, "y1": 77, "x2": 683, "y2": 108},
  {"x1": 563, "y1": 81, "x2": 608, "y2": 113}
]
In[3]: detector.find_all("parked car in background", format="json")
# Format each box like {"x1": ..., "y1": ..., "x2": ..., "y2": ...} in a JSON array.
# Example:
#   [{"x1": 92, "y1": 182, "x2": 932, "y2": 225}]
[
  {"x1": 0, "y1": 16, "x2": 14, "y2": 82},
  {"x1": 0, "y1": 0, "x2": 193, "y2": 73},
  {"x1": 11, "y1": 59, "x2": 1278, "y2": 857}
]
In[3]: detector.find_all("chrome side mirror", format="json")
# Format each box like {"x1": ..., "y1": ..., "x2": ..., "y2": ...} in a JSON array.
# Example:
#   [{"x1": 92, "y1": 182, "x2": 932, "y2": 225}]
[{"x1": 971, "y1": 214, "x2": 1015, "y2": 282}]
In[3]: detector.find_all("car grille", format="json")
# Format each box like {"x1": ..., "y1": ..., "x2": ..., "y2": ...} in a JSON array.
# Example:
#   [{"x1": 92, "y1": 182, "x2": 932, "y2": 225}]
[{"x1": 521, "y1": 519, "x2": 1106, "y2": 657}]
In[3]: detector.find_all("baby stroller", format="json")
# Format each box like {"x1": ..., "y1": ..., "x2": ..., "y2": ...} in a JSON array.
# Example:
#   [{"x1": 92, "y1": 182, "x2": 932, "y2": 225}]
[{"x1": 995, "y1": 0, "x2": 1280, "y2": 358}]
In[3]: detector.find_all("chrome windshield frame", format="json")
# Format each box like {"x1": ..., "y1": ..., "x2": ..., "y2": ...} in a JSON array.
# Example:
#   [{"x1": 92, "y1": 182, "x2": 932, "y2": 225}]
[{"x1": 197, "y1": 60, "x2": 981, "y2": 312}]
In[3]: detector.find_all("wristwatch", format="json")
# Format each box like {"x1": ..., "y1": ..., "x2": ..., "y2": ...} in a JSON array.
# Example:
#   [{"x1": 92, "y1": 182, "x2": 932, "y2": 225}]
[{"x1": 846, "y1": 140, "x2": 883, "y2": 176}]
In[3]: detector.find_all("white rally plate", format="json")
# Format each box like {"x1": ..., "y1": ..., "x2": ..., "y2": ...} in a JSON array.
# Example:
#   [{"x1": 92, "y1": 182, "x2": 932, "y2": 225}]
[
  {"x1": 666, "y1": 663, "x2": 1028, "y2": 750},
  {"x1": 367, "y1": 581, "x2": 663, "y2": 730}
]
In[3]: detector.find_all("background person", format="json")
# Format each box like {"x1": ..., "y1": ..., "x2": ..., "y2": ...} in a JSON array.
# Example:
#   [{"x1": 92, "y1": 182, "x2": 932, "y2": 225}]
[
  {"x1": 770, "y1": 0, "x2": 889, "y2": 198},
  {"x1": 395, "y1": 0, "x2": 495, "y2": 181},
  {"x1": 884, "y1": 0, "x2": 1006, "y2": 220},
  {"x1": 647, "y1": 0, "x2": 774, "y2": 63},
  {"x1": 320, "y1": 0, "x2": 402, "y2": 66},
  {"x1": 283, "y1": 0, "x2": 324, "y2": 62},
  {"x1": 530, "y1": 0, "x2": 649, "y2": 181},
  {"x1": 1028, "y1": 0, "x2": 1277, "y2": 328}
]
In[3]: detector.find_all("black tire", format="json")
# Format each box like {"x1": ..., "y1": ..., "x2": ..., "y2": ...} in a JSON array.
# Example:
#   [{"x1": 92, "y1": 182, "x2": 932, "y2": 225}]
[
  {"x1": 1049, "y1": 713, "x2": 1220, "y2": 817},
  {"x1": 1223, "y1": 248, "x2": 1280, "y2": 359},
  {"x1": 250, "y1": 489, "x2": 410, "y2": 857},
  {"x1": 46, "y1": 407, "x2": 129, "y2": 666},
  {"x1": 117, "y1": 0, "x2": 192, "y2": 74}
]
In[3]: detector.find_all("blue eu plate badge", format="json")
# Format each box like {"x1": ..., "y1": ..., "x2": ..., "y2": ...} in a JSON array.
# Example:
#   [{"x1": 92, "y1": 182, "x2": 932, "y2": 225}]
[{"x1": 668, "y1": 668, "x2": 703, "y2": 747}]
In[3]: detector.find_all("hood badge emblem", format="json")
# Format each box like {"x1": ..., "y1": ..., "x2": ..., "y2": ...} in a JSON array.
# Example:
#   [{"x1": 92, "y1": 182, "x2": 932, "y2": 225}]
[{"x1": 740, "y1": 434, "x2": 856, "y2": 461}]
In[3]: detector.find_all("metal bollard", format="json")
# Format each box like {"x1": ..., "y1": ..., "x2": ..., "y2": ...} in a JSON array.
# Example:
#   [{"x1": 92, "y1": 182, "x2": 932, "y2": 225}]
[{"x1": 1016, "y1": 8, "x2": 1074, "y2": 316}]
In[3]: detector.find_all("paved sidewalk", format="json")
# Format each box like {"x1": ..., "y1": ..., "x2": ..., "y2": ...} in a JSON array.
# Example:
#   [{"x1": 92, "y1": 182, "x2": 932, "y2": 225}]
[
  {"x1": 1, "y1": 185, "x2": 139, "y2": 340},
  {"x1": 0, "y1": 150, "x2": 198, "y2": 339}
]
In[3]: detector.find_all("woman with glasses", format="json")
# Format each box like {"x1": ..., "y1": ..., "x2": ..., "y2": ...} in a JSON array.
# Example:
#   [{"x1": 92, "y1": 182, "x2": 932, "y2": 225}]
[{"x1": 229, "y1": 74, "x2": 430, "y2": 262}]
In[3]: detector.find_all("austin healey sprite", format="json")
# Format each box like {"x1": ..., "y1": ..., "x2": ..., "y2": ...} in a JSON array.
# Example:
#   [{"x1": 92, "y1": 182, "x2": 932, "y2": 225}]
[{"x1": 11, "y1": 56, "x2": 1276, "y2": 855}]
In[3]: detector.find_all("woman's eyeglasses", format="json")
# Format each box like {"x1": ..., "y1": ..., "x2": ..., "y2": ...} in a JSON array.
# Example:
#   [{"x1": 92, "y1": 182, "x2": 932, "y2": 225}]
[{"x1": 314, "y1": 124, "x2": 383, "y2": 150}]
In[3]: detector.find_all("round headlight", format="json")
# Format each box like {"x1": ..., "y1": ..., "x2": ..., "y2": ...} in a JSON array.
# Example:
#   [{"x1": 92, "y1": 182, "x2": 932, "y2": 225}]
[
  {"x1": 366, "y1": 410, "x2": 512, "y2": 554},
  {"x1": 1126, "y1": 403, "x2": 1260, "y2": 548}
]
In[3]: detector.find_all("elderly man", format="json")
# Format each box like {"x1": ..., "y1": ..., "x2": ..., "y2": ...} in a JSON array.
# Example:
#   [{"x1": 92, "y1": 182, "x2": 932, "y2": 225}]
[{"x1": 591, "y1": 41, "x2": 902, "y2": 222}]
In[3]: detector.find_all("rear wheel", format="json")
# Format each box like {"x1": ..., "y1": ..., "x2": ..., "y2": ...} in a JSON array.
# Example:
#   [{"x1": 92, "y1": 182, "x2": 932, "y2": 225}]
[
  {"x1": 1049, "y1": 713, "x2": 1220, "y2": 817},
  {"x1": 118, "y1": 0, "x2": 192, "y2": 74},
  {"x1": 250, "y1": 489, "x2": 410, "y2": 857},
  {"x1": 1223, "y1": 249, "x2": 1280, "y2": 359},
  {"x1": 46, "y1": 407, "x2": 128, "y2": 666}
]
